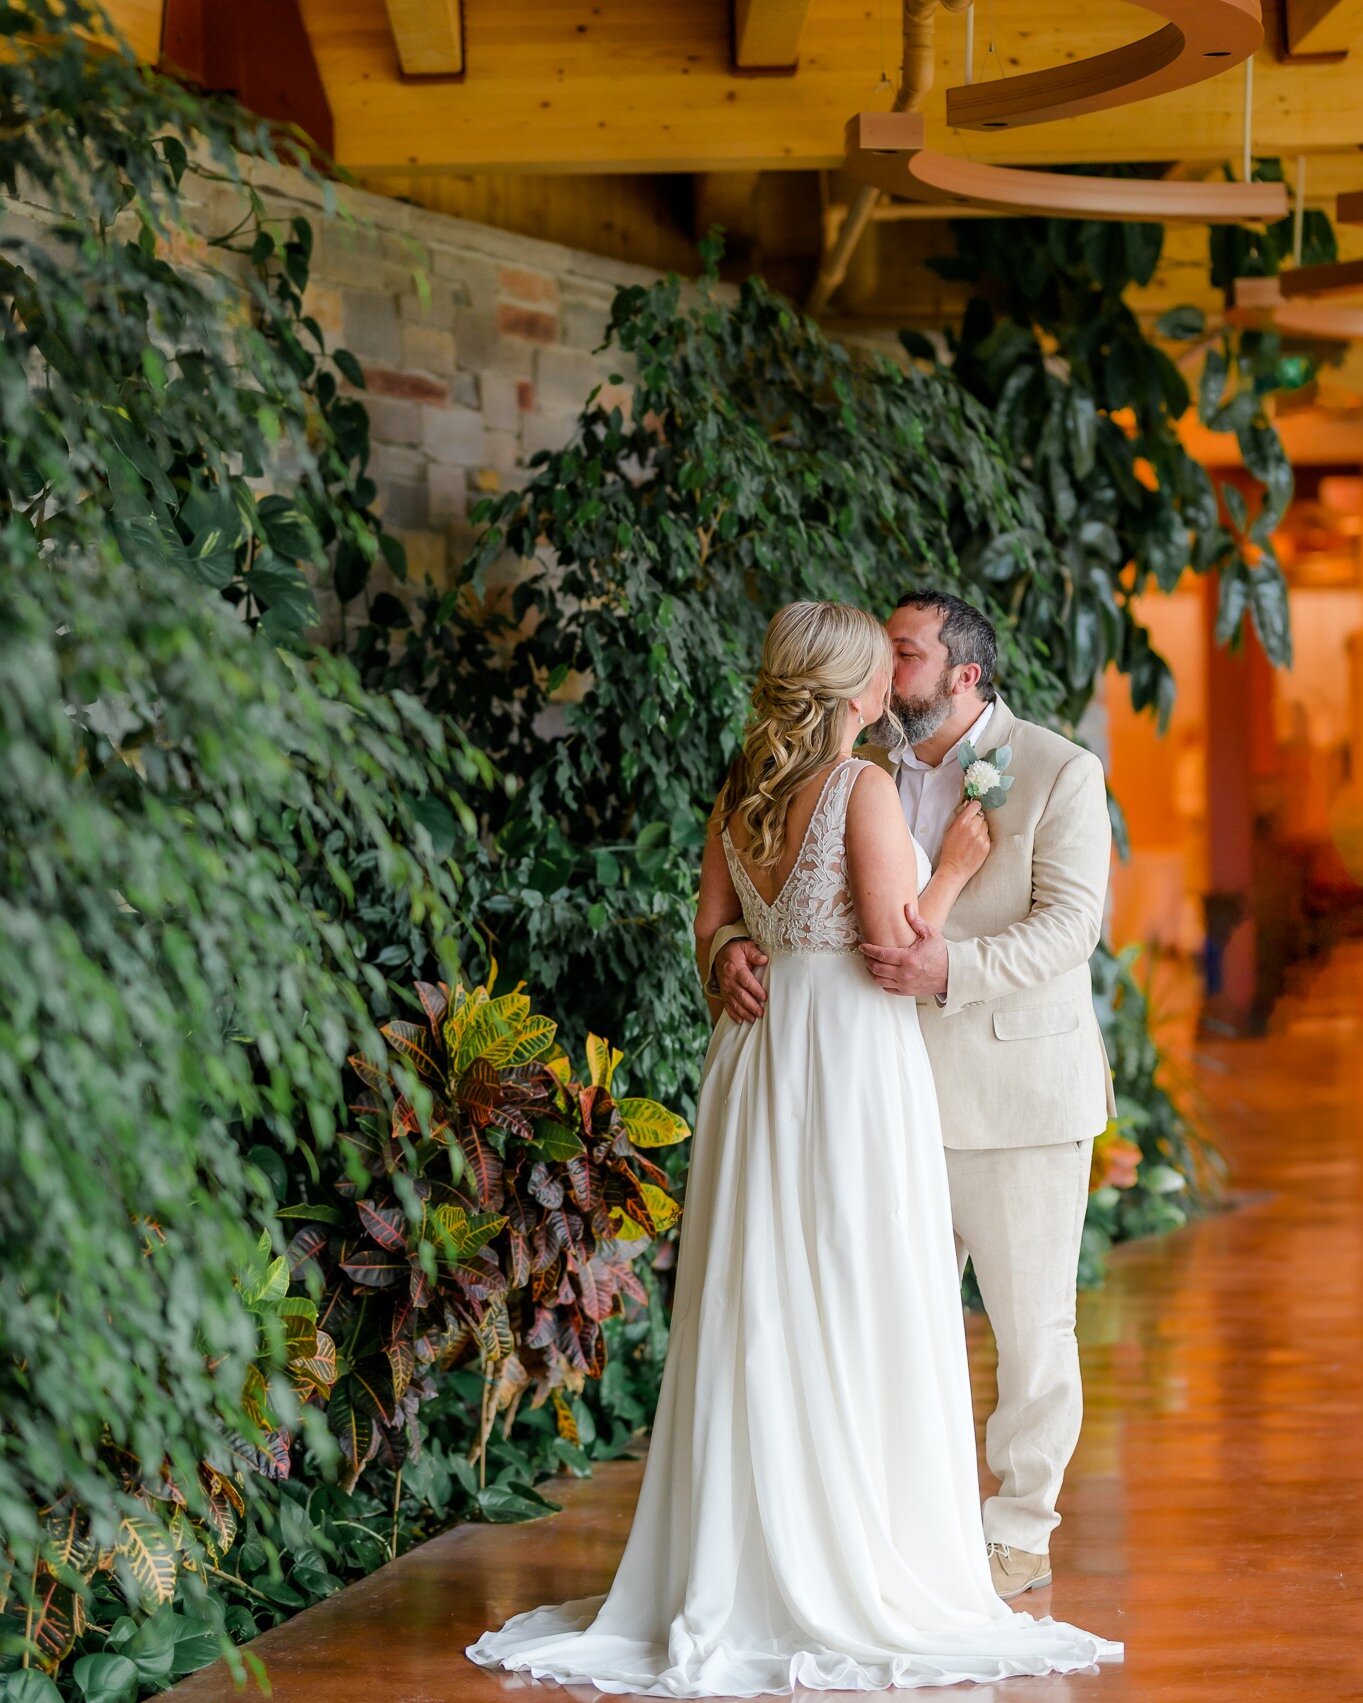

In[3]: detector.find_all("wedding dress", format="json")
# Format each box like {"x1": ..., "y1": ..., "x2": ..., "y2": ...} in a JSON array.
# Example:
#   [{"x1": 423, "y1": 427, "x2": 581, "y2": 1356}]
[{"x1": 467, "y1": 757, "x2": 1122, "y2": 1694}]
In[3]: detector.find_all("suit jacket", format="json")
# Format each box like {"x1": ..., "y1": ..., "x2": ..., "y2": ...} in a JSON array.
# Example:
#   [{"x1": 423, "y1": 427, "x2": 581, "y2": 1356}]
[{"x1": 706, "y1": 696, "x2": 1116, "y2": 1151}]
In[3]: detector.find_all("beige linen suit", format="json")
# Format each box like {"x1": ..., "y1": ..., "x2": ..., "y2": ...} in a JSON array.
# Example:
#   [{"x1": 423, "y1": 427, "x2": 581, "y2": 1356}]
[{"x1": 707, "y1": 696, "x2": 1114, "y2": 1554}]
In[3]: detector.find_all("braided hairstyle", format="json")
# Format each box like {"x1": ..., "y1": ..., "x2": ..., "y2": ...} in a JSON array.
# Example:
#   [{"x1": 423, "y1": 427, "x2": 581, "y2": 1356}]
[{"x1": 716, "y1": 601, "x2": 896, "y2": 870}]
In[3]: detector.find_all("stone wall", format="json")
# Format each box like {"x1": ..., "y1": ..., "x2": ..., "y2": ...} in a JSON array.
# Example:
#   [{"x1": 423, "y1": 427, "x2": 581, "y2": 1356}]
[
  {"x1": 7, "y1": 155, "x2": 701, "y2": 632},
  {"x1": 243, "y1": 163, "x2": 684, "y2": 629}
]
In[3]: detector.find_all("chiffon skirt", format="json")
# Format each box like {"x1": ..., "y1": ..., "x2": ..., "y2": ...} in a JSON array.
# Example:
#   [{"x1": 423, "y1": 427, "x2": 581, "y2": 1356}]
[{"x1": 467, "y1": 949, "x2": 1123, "y2": 1694}]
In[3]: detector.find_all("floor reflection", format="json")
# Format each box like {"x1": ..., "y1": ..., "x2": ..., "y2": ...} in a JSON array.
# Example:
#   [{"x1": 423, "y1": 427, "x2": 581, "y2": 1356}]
[{"x1": 167, "y1": 946, "x2": 1363, "y2": 1702}]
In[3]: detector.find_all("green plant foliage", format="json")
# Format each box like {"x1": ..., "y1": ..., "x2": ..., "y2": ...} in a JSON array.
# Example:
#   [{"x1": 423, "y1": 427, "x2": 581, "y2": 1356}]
[
  {"x1": 373, "y1": 236, "x2": 1073, "y2": 1107},
  {"x1": 0, "y1": 1, "x2": 483, "y2": 1687},
  {"x1": 929, "y1": 204, "x2": 1309, "y2": 727},
  {"x1": 278, "y1": 973, "x2": 684, "y2": 1494}
]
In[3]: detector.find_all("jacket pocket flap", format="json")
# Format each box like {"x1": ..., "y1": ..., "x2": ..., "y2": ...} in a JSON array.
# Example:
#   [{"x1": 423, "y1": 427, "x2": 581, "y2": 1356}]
[{"x1": 993, "y1": 1003, "x2": 1080, "y2": 1041}]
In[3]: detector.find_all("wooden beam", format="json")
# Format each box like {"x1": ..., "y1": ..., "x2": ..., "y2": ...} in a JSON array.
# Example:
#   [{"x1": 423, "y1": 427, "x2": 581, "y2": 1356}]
[
  {"x1": 731, "y1": 0, "x2": 811, "y2": 71},
  {"x1": 1284, "y1": 0, "x2": 1363, "y2": 56},
  {"x1": 288, "y1": 2, "x2": 1363, "y2": 176},
  {"x1": 161, "y1": 0, "x2": 333, "y2": 158},
  {"x1": 947, "y1": 0, "x2": 1263, "y2": 133},
  {"x1": 384, "y1": 0, "x2": 463, "y2": 77},
  {"x1": 97, "y1": 0, "x2": 165, "y2": 60}
]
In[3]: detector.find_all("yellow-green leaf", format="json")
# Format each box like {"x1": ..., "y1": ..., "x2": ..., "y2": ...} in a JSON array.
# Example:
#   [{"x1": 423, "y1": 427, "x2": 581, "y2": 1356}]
[
  {"x1": 552, "y1": 1389, "x2": 579, "y2": 1444},
  {"x1": 117, "y1": 1515, "x2": 178, "y2": 1608},
  {"x1": 432, "y1": 1202, "x2": 469, "y2": 1259},
  {"x1": 485, "y1": 1013, "x2": 557, "y2": 1069},
  {"x1": 488, "y1": 990, "x2": 530, "y2": 1026},
  {"x1": 641, "y1": 1183, "x2": 681, "y2": 1234},
  {"x1": 618, "y1": 1097, "x2": 690, "y2": 1147},
  {"x1": 586, "y1": 1033, "x2": 622, "y2": 1090},
  {"x1": 609, "y1": 1207, "x2": 647, "y2": 1242}
]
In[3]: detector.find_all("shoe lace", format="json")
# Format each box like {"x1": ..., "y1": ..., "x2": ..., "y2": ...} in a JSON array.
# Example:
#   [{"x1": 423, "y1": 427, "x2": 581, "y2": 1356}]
[{"x1": 986, "y1": 1542, "x2": 1013, "y2": 1561}]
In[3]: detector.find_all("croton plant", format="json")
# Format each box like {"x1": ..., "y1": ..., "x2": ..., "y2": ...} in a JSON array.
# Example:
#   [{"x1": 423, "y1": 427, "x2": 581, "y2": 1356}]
[{"x1": 279, "y1": 971, "x2": 687, "y2": 1491}]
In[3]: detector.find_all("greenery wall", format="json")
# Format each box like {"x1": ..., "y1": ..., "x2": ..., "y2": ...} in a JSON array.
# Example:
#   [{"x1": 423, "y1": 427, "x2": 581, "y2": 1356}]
[
  {"x1": 0, "y1": 5, "x2": 1311, "y2": 1698},
  {"x1": 378, "y1": 213, "x2": 1305, "y2": 1277}
]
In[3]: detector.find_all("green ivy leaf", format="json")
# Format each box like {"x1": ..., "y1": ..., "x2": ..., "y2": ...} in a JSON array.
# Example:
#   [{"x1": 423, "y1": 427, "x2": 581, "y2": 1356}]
[{"x1": 1155, "y1": 304, "x2": 1205, "y2": 340}]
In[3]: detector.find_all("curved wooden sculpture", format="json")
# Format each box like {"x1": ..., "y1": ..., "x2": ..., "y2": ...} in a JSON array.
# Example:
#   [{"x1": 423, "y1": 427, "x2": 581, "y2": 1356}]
[
  {"x1": 946, "y1": 0, "x2": 1263, "y2": 131},
  {"x1": 1230, "y1": 275, "x2": 1363, "y2": 340},
  {"x1": 844, "y1": 112, "x2": 1290, "y2": 225}
]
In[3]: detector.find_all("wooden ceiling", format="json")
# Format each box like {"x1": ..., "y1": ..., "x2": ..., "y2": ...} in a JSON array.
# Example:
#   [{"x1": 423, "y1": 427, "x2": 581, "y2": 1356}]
[{"x1": 106, "y1": 0, "x2": 1363, "y2": 344}]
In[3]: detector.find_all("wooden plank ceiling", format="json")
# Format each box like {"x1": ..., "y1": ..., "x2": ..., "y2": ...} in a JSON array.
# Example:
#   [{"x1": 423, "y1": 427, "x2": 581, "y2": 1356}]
[
  {"x1": 290, "y1": 1, "x2": 1363, "y2": 174},
  {"x1": 106, "y1": 0, "x2": 1363, "y2": 348}
]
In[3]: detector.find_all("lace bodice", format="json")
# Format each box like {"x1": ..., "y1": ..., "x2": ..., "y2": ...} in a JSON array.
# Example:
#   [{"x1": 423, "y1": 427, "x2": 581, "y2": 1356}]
[{"x1": 722, "y1": 758, "x2": 871, "y2": 955}]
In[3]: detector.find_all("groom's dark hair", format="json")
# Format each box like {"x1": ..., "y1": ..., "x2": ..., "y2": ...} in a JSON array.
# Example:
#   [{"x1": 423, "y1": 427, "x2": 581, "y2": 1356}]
[{"x1": 895, "y1": 589, "x2": 998, "y2": 703}]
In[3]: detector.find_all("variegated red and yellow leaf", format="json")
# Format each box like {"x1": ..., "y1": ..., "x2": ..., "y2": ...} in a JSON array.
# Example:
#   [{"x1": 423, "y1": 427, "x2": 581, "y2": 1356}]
[
  {"x1": 387, "y1": 1337, "x2": 415, "y2": 1403},
  {"x1": 339, "y1": 1247, "x2": 407, "y2": 1288},
  {"x1": 347, "y1": 1053, "x2": 389, "y2": 1092},
  {"x1": 381, "y1": 1020, "x2": 442, "y2": 1082},
  {"x1": 29, "y1": 1572, "x2": 78, "y2": 1664},
  {"x1": 357, "y1": 1198, "x2": 408, "y2": 1251},
  {"x1": 551, "y1": 1388, "x2": 579, "y2": 1444},
  {"x1": 415, "y1": 979, "x2": 449, "y2": 1029}
]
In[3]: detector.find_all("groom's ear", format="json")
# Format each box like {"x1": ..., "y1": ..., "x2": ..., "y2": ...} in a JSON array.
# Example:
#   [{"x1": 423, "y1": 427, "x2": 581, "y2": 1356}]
[{"x1": 951, "y1": 661, "x2": 983, "y2": 697}]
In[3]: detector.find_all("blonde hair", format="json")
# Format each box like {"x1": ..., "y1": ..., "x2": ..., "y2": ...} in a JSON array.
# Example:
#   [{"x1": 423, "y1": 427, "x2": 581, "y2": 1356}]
[{"x1": 716, "y1": 601, "x2": 895, "y2": 870}]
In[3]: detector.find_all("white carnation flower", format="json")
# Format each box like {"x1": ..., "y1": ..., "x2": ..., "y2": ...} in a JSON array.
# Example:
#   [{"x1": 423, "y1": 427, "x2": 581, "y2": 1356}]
[{"x1": 964, "y1": 759, "x2": 1000, "y2": 798}]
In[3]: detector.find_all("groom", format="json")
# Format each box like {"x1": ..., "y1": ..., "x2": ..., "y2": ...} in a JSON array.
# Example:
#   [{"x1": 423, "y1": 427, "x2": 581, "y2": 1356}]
[{"x1": 709, "y1": 589, "x2": 1114, "y2": 1601}]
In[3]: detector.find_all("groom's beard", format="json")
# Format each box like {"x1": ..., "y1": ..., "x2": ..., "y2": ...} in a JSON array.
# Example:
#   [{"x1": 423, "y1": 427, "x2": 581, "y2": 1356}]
[{"x1": 888, "y1": 667, "x2": 954, "y2": 747}]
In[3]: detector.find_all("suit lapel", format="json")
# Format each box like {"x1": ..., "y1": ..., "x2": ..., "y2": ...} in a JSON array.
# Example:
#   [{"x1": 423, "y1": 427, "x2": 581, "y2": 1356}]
[
  {"x1": 949, "y1": 696, "x2": 1019, "y2": 933},
  {"x1": 979, "y1": 694, "x2": 1016, "y2": 760}
]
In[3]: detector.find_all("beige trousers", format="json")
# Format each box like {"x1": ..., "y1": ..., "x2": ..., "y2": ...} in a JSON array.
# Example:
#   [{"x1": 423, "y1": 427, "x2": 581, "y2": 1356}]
[{"x1": 944, "y1": 1139, "x2": 1093, "y2": 1556}]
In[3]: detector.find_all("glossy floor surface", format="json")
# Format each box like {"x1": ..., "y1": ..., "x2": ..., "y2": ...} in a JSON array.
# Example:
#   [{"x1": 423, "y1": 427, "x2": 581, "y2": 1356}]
[{"x1": 170, "y1": 946, "x2": 1363, "y2": 1701}]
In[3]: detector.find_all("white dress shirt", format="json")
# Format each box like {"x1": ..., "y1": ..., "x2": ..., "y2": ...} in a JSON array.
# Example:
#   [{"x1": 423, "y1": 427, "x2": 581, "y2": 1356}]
[{"x1": 890, "y1": 701, "x2": 995, "y2": 867}]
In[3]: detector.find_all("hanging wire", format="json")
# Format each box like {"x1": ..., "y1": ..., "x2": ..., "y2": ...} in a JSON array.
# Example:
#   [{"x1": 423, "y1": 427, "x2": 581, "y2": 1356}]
[
  {"x1": 983, "y1": 0, "x2": 1007, "y2": 82},
  {"x1": 1242, "y1": 52, "x2": 1254, "y2": 182},
  {"x1": 964, "y1": 3, "x2": 975, "y2": 85},
  {"x1": 873, "y1": 0, "x2": 894, "y2": 99}
]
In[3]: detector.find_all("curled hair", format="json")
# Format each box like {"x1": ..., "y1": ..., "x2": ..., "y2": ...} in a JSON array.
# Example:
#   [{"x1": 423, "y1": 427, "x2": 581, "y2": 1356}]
[{"x1": 716, "y1": 601, "x2": 895, "y2": 870}]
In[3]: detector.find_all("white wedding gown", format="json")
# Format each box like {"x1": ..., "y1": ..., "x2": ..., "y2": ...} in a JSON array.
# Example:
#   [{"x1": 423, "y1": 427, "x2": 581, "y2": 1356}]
[{"x1": 468, "y1": 757, "x2": 1122, "y2": 1694}]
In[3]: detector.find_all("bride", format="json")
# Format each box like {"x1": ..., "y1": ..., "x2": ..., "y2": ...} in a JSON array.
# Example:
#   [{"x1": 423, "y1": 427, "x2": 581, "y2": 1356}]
[{"x1": 468, "y1": 600, "x2": 1122, "y2": 1694}]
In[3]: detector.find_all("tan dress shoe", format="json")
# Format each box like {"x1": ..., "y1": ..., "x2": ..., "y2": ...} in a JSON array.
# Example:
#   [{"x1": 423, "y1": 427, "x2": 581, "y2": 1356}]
[{"x1": 987, "y1": 1542, "x2": 1052, "y2": 1600}]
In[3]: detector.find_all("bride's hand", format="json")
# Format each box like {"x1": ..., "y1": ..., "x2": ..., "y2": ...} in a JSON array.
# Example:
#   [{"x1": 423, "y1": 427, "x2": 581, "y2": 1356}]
[{"x1": 938, "y1": 800, "x2": 990, "y2": 882}]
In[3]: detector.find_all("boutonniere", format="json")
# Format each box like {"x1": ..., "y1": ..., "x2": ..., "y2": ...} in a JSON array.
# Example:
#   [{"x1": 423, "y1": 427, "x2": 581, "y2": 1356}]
[{"x1": 958, "y1": 740, "x2": 1015, "y2": 810}]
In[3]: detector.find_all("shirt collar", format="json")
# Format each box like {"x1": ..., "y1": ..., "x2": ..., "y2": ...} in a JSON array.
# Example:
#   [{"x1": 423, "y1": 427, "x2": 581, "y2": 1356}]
[{"x1": 890, "y1": 700, "x2": 995, "y2": 771}]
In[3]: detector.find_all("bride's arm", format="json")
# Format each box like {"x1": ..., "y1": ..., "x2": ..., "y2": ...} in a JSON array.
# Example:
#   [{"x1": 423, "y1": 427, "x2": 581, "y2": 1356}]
[
  {"x1": 845, "y1": 766, "x2": 924, "y2": 948},
  {"x1": 695, "y1": 819, "x2": 744, "y2": 1024},
  {"x1": 916, "y1": 801, "x2": 990, "y2": 929}
]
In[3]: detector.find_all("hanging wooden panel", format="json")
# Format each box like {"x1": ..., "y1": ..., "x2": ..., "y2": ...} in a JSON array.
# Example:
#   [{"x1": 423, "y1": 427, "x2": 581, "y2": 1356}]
[{"x1": 843, "y1": 114, "x2": 1289, "y2": 224}]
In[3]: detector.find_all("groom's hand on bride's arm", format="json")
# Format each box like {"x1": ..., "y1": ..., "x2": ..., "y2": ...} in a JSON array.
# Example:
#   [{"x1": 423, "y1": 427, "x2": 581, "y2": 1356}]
[
  {"x1": 860, "y1": 907, "x2": 949, "y2": 998},
  {"x1": 715, "y1": 939, "x2": 770, "y2": 1023}
]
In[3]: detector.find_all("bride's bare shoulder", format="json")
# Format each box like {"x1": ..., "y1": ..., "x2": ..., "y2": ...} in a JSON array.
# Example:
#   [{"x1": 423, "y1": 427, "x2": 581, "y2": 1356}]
[
  {"x1": 845, "y1": 762, "x2": 907, "y2": 840},
  {"x1": 847, "y1": 760, "x2": 899, "y2": 810}
]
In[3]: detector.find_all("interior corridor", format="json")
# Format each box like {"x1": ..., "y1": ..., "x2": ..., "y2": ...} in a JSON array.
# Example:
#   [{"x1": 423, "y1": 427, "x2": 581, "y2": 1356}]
[{"x1": 168, "y1": 945, "x2": 1363, "y2": 1702}]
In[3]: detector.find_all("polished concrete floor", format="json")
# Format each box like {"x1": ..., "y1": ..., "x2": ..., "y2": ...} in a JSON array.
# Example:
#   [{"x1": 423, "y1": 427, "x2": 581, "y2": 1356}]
[{"x1": 169, "y1": 946, "x2": 1363, "y2": 1701}]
